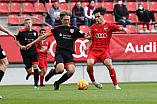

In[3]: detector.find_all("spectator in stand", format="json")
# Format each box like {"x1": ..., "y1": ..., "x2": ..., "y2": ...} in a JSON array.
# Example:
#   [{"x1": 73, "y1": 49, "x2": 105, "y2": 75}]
[
  {"x1": 38, "y1": 0, "x2": 51, "y2": 4},
  {"x1": 46, "y1": 2, "x2": 62, "y2": 28},
  {"x1": 151, "y1": 23, "x2": 157, "y2": 33},
  {"x1": 140, "y1": 23, "x2": 150, "y2": 33},
  {"x1": 84, "y1": 0, "x2": 96, "y2": 26},
  {"x1": 71, "y1": 1, "x2": 88, "y2": 27},
  {"x1": 136, "y1": 3, "x2": 155, "y2": 24},
  {"x1": 114, "y1": 0, "x2": 132, "y2": 27}
]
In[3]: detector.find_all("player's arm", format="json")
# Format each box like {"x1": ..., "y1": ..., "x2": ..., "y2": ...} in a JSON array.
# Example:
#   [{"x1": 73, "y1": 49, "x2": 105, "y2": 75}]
[
  {"x1": 119, "y1": 27, "x2": 130, "y2": 34},
  {"x1": 15, "y1": 39, "x2": 26, "y2": 50},
  {"x1": 84, "y1": 39, "x2": 92, "y2": 53},
  {"x1": 84, "y1": 32, "x2": 92, "y2": 40},
  {"x1": 26, "y1": 33, "x2": 50, "y2": 50},
  {"x1": 0, "y1": 24, "x2": 15, "y2": 39}
]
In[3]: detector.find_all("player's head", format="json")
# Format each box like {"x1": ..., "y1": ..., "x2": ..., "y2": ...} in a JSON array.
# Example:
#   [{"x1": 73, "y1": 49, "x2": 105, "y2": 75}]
[
  {"x1": 24, "y1": 18, "x2": 32, "y2": 30},
  {"x1": 60, "y1": 10, "x2": 72, "y2": 27},
  {"x1": 39, "y1": 29, "x2": 46, "y2": 36},
  {"x1": 92, "y1": 7, "x2": 107, "y2": 24}
]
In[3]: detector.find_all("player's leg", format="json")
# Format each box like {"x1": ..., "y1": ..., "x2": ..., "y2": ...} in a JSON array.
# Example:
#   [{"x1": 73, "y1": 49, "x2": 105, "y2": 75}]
[
  {"x1": 40, "y1": 67, "x2": 46, "y2": 86},
  {"x1": 0, "y1": 58, "x2": 8, "y2": 82},
  {"x1": 103, "y1": 58, "x2": 121, "y2": 89},
  {"x1": 45, "y1": 54, "x2": 64, "y2": 81}
]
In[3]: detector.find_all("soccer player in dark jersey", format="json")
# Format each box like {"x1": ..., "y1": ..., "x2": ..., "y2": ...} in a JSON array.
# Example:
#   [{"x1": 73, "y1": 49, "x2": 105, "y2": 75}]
[
  {"x1": 0, "y1": 24, "x2": 15, "y2": 82},
  {"x1": 35, "y1": 29, "x2": 50, "y2": 86},
  {"x1": 15, "y1": 18, "x2": 40, "y2": 89},
  {"x1": 85, "y1": 7, "x2": 130, "y2": 89},
  {"x1": 26, "y1": 10, "x2": 91, "y2": 90}
]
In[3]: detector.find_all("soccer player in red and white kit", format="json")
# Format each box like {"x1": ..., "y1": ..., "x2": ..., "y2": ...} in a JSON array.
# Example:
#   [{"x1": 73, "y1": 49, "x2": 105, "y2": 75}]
[
  {"x1": 35, "y1": 29, "x2": 50, "y2": 86},
  {"x1": 85, "y1": 7, "x2": 130, "y2": 89}
]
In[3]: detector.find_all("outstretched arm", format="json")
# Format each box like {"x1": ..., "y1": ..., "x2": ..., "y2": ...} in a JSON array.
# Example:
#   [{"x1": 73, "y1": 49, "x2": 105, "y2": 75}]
[
  {"x1": 0, "y1": 24, "x2": 15, "y2": 39},
  {"x1": 26, "y1": 33, "x2": 49, "y2": 50},
  {"x1": 119, "y1": 27, "x2": 130, "y2": 34}
]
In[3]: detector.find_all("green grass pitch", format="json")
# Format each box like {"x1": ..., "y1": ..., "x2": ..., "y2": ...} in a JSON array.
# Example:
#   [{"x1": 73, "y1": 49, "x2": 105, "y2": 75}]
[{"x1": 0, "y1": 82, "x2": 157, "y2": 104}]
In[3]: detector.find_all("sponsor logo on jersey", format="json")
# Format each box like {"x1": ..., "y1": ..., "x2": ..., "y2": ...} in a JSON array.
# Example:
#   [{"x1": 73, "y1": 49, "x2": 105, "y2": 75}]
[
  {"x1": 104, "y1": 28, "x2": 108, "y2": 31},
  {"x1": 95, "y1": 33, "x2": 107, "y2": 38},
  {"x1": 70, "y1": 29, "x2": 74, "y2": 33}
]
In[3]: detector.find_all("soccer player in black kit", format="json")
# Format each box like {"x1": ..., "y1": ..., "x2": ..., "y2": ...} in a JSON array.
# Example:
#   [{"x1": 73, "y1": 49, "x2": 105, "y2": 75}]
[
  {"x1": 15, "y1": 18, "x2": 40, "y2": 89},
  {"x1": 26, "y1": 10, "x2": 91, "y2": 90}
]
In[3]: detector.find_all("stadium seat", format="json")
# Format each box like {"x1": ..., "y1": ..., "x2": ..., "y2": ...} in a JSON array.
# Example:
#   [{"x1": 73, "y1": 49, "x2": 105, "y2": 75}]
[
  {"x1": 104, "y1": 2, "x2": 114, "y2": 12},
  {"x1": 79, "y1": 25, "x2": 89, "y2": 34},
  {"x1": 94, "y1": 2, "x2": 102, "y2": 8},
  {"x1": 8, "y1": 14, "x2": 21, "y2": 25},
  {"x1": 70, "y1": 2, "x2": 76, "y2": 11},
  {"x1": 126, "y1": 25, "x2": 136, "y2": 33},
  {"x1": 59, "y1": 2, "x2": 69, "y2": 11},
  {"x1": 32, "y1": 26, "x2": 41, "y2": 33},
  {"x1": 137, "y1": 24, "x2": 143, "y2": 33},
  {"x1": 104, "y1": 14, "x2": 114, "y2": 23},
  {"x1": 127, "y1": 2, "x2": 137, "y2": 12},
  {"x1": 46, "y1": 2, "x2": 54, "y2": 12},
  {"x1": 43, "y1": 26, "x2": 53, "y2": 33},
  {"x1": 154, "y1": 13, "x2": 157, "y2": 22},
  {"x1": 34, "y1": 2, "x2": 46, "y2": 12},
  {"x1": 81, "y1": 2, "x2": 88, "y2": 8},
  {"x1": 10, "y1": 3, "x2": 22, "y2": 13},
  {"x1": 0, "y1": 3, "x2": 10, "y2": 13},
  {"x1": 16, "y1": 0, "x2": 26, "y2": 1},
  {"x1": 26, "y1": 0, "x2": 38, "y2": 1},
  {"x1": 23, "y1": 2, "x2": 34, "y2": 13},
  {"x1": 20, "y1": 14, "x2": 30, "y2": 24},
  {"x1": 149, "y1": 2, "x2": 157, "y2": 11},
  {"x1": 33, "y1": 14, "x2": 44, "y2": 24},
  {"x1": 149, "y1": 25, "x2": 154, "y2": 31},
  {"x1": 138, "y1": 2, "x2": 148, "y2": 10},
  {"x1": 128, "y1": 13, "x2": 138, "y2": 23}
]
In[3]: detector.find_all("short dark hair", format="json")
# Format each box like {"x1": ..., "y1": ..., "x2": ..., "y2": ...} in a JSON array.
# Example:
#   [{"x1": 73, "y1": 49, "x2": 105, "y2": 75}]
[
  {"x1": 92, "y1": 7, "x2": 107, "y2": 15},
  {"x1": 60, "y1": 10, "x2": 72, "y2": 20},
  {"x1": 89, "y1": 0, "x2": 94, "y2": 3},
  {"x1": 40, "y1": 29, "x2": 46, "y2": 33},
  {"x1": 143, "y1": 23, "x2": 148, "y2": 27}
]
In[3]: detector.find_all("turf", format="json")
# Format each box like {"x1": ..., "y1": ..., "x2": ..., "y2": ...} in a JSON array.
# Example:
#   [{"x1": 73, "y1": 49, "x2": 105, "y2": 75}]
[{"x1": 0, "y1": 82, "x2": 157, "y2": 104}]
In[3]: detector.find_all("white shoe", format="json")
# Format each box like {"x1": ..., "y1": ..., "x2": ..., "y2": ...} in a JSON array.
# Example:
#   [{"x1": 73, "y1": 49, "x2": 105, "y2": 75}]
[
  {"x1": 0, "y1": 95, "x2": 2, "y2": 99},
  {"x1": 114, "y1": 85, "x2": 121, "y2": 89}
]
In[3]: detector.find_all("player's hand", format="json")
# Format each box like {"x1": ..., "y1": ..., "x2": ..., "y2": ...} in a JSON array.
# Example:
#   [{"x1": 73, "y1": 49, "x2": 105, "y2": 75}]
[
  {"x1": 84, "y1": 48, "x2": 88, "y2": 53},
  {"x1": 26, "y1": 43, "x2": 32, "y2": 50},
  {"x1": 47, "y1": 50, "x2": 51, "y2": 55},
  {"x1": 40, "y1": 49, "x2": 45, "y2": 53},
  {"x1": 8, "y1": 32, "x2": 15, "y2": 40},
  {"x1": 85, "y1": 32, "x2": 92, "y2": 39},
  {"x1": 20, "y1": 46, "x2": 26, "y2": 50},
  {"x1": 123, "y1": 28, "x2": 131, "y2": 34}
]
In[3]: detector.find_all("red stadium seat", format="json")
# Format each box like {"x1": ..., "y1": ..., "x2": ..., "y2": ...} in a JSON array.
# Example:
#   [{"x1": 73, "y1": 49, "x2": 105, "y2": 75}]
[
  {"x1": 46, "y1": 2, "x2": 54, "y2": 12},
  {"x1": 16, "y1": 0, "x2": 26, "y2": 1},
  {"x1": 127, "y1": 2, "x2": 137, "y2": 12},
  {"x1": 138, "y1": 2, "x2": 148, "y2": 10},
  {"x1": 94, "y1": 2, "x2": 102, "y2": 8},
  {"x1": 10, "y1": 3, "x2": 22, "y2": 13},
  {"x1": 0, "y1": 3, "x2": 10, "y2": 13},
  {"x1": 104, "y1": 14, "x2": 114, "y2": 23},
  {"x1": 8, "y1": 14, "x2": 21, "y2": 25},
  {"x1": 33, "y1": 14, "x2": 44, "y2": 24},
  {"x1": 79, "y1": 25, "x2": 89, "y2": 34},
  {"x1": 20, "y1": 14, "x2": 30, "y2": 24},
  {"x1": 34, "y1": 2, "x2": 46, "y2": 12},
  {"x1": 137, "y1": 24, "x2": 143, "y2": 33},
  {"x1": 126, "y1": 25, "x2": 136, "y2": 33},
  {"x1": 154, "y1": 13, "x2": 157, "y2": 22},
  {"x1": 70, "y1": 2, "x2": 76, "y2": 11},
  {"x1": 27, "y1": 0, "x2": 38, "y2": 1},
  {"x1": 32, "y1": 26, "x2": 41, "y2": 33},
  {"x1": 104, "y1": 2, "x2": 114, "y2": 12},
  {"x1": 81, "y1": 2, "x2": 88, "y2": 8},
  {"x1": 149, "y1": 2, "x2": 157, "y2": 11},
  {"x1": 59, "y1": 2, "x2": 69, "y2": 11},
  {"x1": 43, "y1": 26, "x2": 53, "y2": 33},
  {"x1": 128, "y1": 13, "x2": 138, "y2": 23},
  {"x1": 23, "y1": 2, "x2": 34, "y2": 13}
]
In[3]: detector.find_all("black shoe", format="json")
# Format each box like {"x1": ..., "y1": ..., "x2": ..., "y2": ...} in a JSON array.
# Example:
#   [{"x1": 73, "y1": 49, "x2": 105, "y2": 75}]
[
  {"x1": 40, "y1": 84, "x2": 45, "y2": 87},
  {"x1": 26, "y1": 73, "x2": 31, "y2": 80},
  {"x1": 54, "y1": 81, "x2": 59, "y2": 90},
  {"x1": 45, "y1": 69, "x2": 55, "y2": 82}
]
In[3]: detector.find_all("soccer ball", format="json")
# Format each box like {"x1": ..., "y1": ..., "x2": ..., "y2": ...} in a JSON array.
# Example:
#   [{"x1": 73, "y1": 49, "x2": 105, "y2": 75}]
[{"x1": 77, "y1": 79, "x2": 89, "y2": 90}]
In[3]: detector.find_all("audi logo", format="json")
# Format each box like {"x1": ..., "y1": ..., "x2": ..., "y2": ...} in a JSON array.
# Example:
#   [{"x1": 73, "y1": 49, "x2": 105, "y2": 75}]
[{"x1": 50, "y1": 39, "x2": 89, "y2": 58}]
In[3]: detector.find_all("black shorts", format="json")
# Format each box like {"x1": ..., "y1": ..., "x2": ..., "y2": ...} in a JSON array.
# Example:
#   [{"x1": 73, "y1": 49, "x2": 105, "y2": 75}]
[
  {"x1": 22, "y1": 53, "x2": 39, "y2": 69},
  {"x1": 0, "y1": 45, "x2": 6, "y2": 59},
  {"x1": 55, "y1": 51, "x2": 75, "y2": 68}
]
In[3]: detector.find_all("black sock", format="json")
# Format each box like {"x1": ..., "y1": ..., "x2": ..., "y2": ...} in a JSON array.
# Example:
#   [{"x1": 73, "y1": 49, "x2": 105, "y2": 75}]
[
  {"x1": 57, "y1": 73, "x2": 70, "y2": 85},
  {"x1": 0, "y1": 70, "x2": 4, "y2": 82},
  {"x1": 34, "y1": 69, "x2": 39, "y2": 86}
]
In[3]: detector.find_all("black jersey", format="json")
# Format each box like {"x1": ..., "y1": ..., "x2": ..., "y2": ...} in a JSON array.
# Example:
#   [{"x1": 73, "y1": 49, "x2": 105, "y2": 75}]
[
  {"x1": 16, "y1": 28, "x2": 38, "y2": 55},
  {"x1": 50, "y1": 25, "x2": 86, "y2": 54}
]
